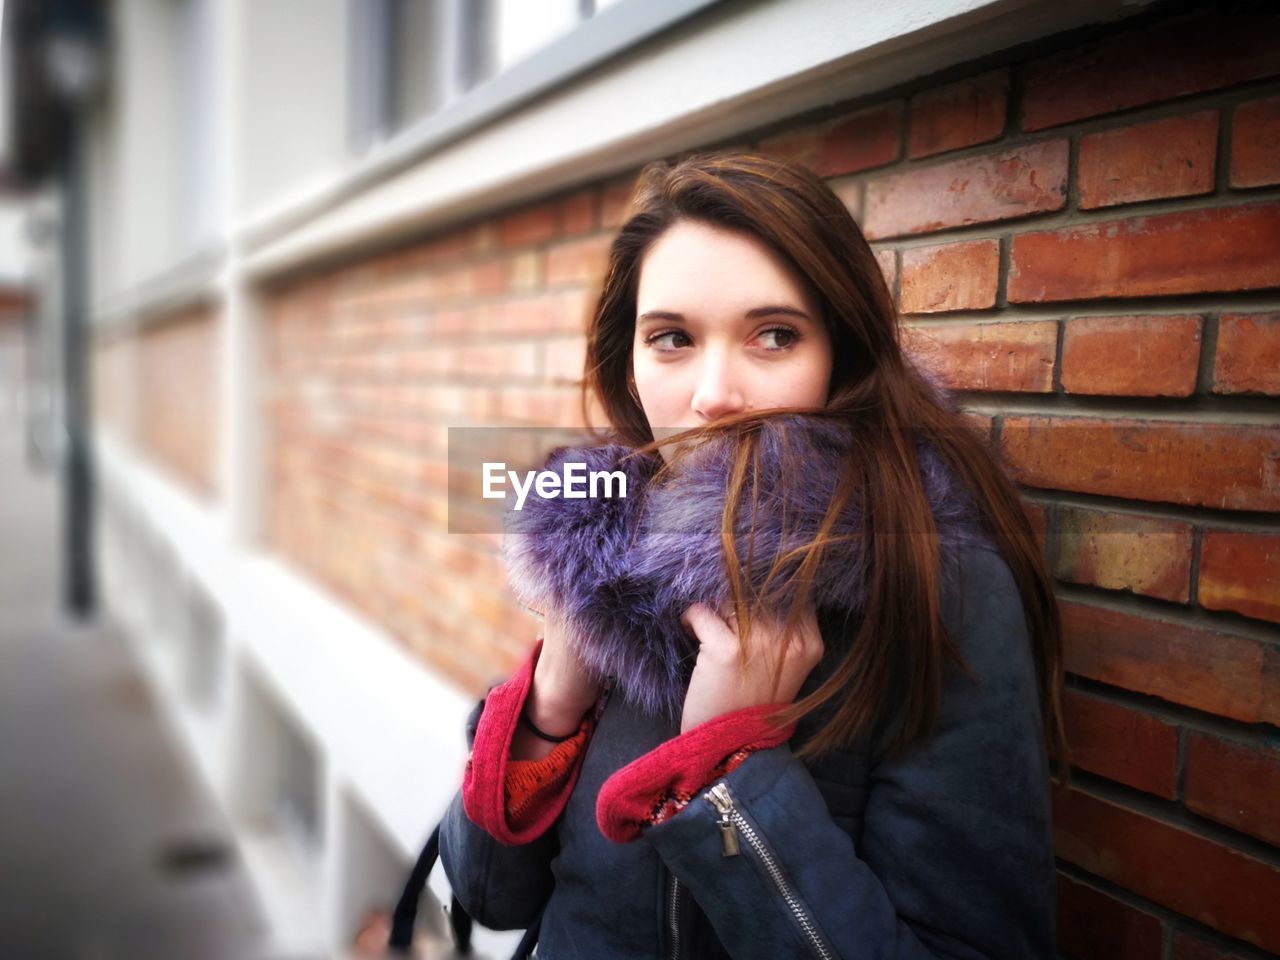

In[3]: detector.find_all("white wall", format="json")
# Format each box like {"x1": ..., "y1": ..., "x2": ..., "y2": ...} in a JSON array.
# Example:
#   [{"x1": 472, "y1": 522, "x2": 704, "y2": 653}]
[
  {"x1": 0, "y1": 201, "x2": 31, "y2": 284},
  {"x1": 111, "y1": 0, "x2": 183, "y2": 296},
  {"x1": 236, "y1": 0, "x2": 350, "y2": 217}
]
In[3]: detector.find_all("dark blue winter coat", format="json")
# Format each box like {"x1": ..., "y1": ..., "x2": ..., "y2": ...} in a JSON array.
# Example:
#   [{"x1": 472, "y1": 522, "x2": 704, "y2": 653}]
[{"x1": 439, "y1": 541, "x2": 1058, "y2": 959}]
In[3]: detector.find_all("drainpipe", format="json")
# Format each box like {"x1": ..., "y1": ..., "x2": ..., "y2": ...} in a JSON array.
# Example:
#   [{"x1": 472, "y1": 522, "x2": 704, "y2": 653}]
[{"x1": 44, "y1": 2, "x2": 107, "y2": 618}]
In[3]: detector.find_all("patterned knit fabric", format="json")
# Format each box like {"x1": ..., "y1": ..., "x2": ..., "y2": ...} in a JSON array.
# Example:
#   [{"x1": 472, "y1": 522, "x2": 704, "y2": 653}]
[
  {"x1": 595, "y1": 703, "x2": 796, "y2": 843},
  {"x1": 644, "y1": 748, "x2": 755, "y2": 828},
  {"x1": 504, "y1": 736, "x2": 757, "y2": 831},
  {"x1": 504, "y1": 717, "x2": 593, "y2": 832}
]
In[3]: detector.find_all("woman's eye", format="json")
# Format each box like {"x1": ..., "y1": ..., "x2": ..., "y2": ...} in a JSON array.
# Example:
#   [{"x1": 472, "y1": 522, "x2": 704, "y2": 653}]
[
  {"x1": 758, "y1": 326, "x2": 799, "y2": 350},
  {"x1": 644, "y1": 330, "x2": 691, "y2": 350}
]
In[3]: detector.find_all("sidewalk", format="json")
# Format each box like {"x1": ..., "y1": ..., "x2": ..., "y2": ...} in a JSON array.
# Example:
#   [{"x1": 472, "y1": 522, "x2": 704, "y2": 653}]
[{"x1": 0, "y1": 413, "x2": 267, "y2": 960}]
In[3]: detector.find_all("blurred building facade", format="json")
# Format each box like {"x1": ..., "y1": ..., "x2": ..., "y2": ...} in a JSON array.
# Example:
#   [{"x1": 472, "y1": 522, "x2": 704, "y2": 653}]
[{"x1": 9, "y1": 0, "x2": 1280, "y2": 957}]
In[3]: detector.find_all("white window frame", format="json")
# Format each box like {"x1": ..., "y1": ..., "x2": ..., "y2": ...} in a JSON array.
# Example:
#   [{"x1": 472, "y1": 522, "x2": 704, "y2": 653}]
[{"x1": 347, "y1": 0, "x2": 724, "y2": 174}]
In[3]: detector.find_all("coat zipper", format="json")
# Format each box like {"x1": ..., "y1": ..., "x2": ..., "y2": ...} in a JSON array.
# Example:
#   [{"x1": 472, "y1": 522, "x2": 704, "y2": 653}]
[
  {"x1": 666, "y1": 869, "x2": 686, "y2": 960},
  {"x1": 704, "y1": 781, "x2": 836, "y2": 960}
]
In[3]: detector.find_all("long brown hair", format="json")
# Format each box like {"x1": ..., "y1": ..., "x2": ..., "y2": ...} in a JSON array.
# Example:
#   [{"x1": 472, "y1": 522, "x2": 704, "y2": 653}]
[{"x1": 581, "y1": 151, "x2": 1067, "y2": 775}]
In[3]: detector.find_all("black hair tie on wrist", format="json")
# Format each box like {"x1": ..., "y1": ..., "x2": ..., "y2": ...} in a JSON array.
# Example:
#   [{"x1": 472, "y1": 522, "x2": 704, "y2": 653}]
[{"x1": 520, "y1": 703, "x2": 575, "y2": 743}]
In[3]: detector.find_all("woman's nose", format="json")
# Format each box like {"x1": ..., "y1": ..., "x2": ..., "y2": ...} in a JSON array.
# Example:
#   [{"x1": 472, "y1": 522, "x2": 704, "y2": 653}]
[{"x1": 691, "y1": 352, "x2": 746, "y2": 421}]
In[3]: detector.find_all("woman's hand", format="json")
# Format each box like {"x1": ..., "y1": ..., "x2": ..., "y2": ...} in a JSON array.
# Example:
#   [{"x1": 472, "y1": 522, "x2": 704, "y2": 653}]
[
  {"x1": 511, "y1": 605, "x2": 603, "y2": 761},
  {"x1": 531, "y1": 606, "x2": 601, "y2": 725},
  {"x1": 679, "y1": 602, "x2": 824, "y2": 734}
]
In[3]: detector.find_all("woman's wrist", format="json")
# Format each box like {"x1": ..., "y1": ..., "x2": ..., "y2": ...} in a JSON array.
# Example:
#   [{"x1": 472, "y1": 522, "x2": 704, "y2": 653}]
[
  {"x1": 520, "y1": 703, "x2": 577, "y2": 742},
  {"x1": 510, "y1": 688, "x2": 594, "y2": 762},
  {"x1": 530, "y1": 641, "x2": 601, "y2": 733},
  {"x1": 524, "y1": 678, "x2": 597, "y2": 737}
]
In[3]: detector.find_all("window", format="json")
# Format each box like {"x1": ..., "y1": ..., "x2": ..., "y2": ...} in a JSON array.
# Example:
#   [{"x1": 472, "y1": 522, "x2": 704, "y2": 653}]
[
  {"x1": 474, "y1": 0, "x2": 584, "y2": 82},
  {"x1": 350, "y1": 0, "x2": 451, "y2": 147},
  {"x1": 350, "y1": 0, "x2": 670, "y2": 149}
]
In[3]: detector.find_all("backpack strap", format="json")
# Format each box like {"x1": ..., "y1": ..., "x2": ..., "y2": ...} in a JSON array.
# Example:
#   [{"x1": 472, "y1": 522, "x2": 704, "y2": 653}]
[
  {"x1": 388, "y1": 822, "x2": 447, "y2": 953},
  {"x1": 388, "y1": 819, "x2": 543, "y2": 958}
]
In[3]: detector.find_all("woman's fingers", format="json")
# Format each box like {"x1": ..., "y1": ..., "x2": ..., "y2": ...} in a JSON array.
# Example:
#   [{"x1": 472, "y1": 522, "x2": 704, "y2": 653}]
[
  {"x1": 683, "y1": 602, "x2": 823, "y2": 671},
  {"x1": 682, "y1": 603, "x2": 741, "y2": 664}
]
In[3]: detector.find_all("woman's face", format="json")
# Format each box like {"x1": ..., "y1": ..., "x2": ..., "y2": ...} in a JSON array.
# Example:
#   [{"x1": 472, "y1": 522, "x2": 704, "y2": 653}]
[{"x1": 632, "y1": 219, "x2": 834, "y2": 451}]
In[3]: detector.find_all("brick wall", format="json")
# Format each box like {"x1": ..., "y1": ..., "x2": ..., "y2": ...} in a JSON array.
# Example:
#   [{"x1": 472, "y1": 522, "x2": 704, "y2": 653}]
[
  {"x1": 261, "y1": 186, "x2": 630, "y2": 688},
  {"x1": 260, "y1": 3, "x2": 1278, "y2": 956},
  {"x1": 133, "y1": 304, "x2": 220, "y2": 499},
  {"x1": 92, "y1": 332, "x2": 134, "y2": 442}
]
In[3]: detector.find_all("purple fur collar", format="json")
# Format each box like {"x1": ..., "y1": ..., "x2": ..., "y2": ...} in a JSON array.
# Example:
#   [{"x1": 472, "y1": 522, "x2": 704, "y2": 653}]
[{"x1": 501, "y1": 414, "x2": 995, "y2": 722}]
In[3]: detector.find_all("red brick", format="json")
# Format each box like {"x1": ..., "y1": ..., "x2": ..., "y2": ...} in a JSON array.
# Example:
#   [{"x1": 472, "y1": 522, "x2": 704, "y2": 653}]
[
  {"x1": 1199, "y1": 530, "x2": 1280, "y2": 624},
  {"x1": 873, "y1": 248, "x2": 896, "y2": 295},
  {"x1": 560, "y1": 188, "x2": 601, "y2": 236},
  {"x1": 1060, "y1": 599, "x2": 1280, "y2": 725},
  {"x1": 832, "y1": 178, "x2": 862, "y2": 223},
  {"x1": 601, "y1": 174, "x2": 640, "y2": 229},
  {"x1": 820, "y1": 102, "x2": 904, "y2": 176},
  {"x1": 1171, "y1": 931, "x2": 1249, "y2": 960},
  {"x1": 433, "y1": 304, "x2": 489, "y2": 337},
  {"x1": 498, "y1": 201, "x2": 561, "y2": 249},
  {"x1": 138, "y1": 306, "x2": 220, "y2": 499},
  {"x1": 339, "y1": 417, "x2": 443, "y2": 456},
  {"x1": 908, "y1": 69, "x2": 1010, "y2": 160},
  {"x1": 428, "y1": 264, "x2": 470, "y2": 302},
  {"x1": 542, "y1": 337, "x2": 588, "y2": 385},
  {"x1": 419, "y1": 223, "x2": 494, "y2": 264},
  {"x1": 393, "y1": 384, "x2": 494, "y2": 420},
  {"x1": 1021, "y1": 9, "x2": 1280, "y2": 131},
  {"x1": 1213, "y1": 313, "x2": 1280, "y2": 395},
  {"x1": 901, "y1": 320, "x2": 1056, "y2": 392},
  {"x1": 494, "y1": 387, "x2": 587, "y2": 427},
  {"x1": 899, "y1": 239, "x2": 1000, "y2": 314},
  {"x1": 1060, "y1": 315, "x2": 1202, "y2": 397},
  {"x1": 759, "y1": 101, "x2": 902, "y2": 177},
  {"x1": 1023, "y1": 499, "x2": 1048, "y2": 554},
  {"x1": 1008, "y1": 202, "x2": 1280, "y2": 303},
  {"x1": 420, "y1": 639, "x2": 494, "y2": 696},
  {"x1": 1230, "y1": 94, "x2": 1280, "y2": 189},
  {"x1": 92, "y1": 336, "x2": 137, "y2": 441},
  {"x1": 1056, "y1": 873, "x2": 1163, "y2": 960},
  {"x1": 863, "y1": 139, "x2": 1067, "y2": 239},
  {"x1": 509, "y1": 250, "x2": 544, "y2": 292},
  {"x1": 390, "y1": 346, "x2": 444, "y2": 378},
  {"x1": 455, "y1": 342, "x2": 539, "y2": 381},
  {"x1": 1052, "y1": 506, "x2": 1193, "y2": 602},
  {"x1": 545, "y1": 234, "x2": 612, "y2": 287},
  {"x1": 1062, "y1": 688, "x2": 1178, "y2": 797},
  {"x1": 960, "y1": 411, "x2": 994, "y2": 441},
  {"x1": 487, "y1": 291, "x2": 594, "y2": 335},
  {"x1": 463, "y1": 586, "x2": 523, "y2": 634},
  {"x1": 1001, "y1": 416, "x2": 1280, "y2": 512},
  {"x1": 1185, "y1": 732, "x2": 1280, "y2": 848},
  {"x1": 466, "y1": 259, "x2": 511, "y2": 297},
  {"x1": 583, "y1": 388, "x2": 610, "y2": 432},
  {"x1": 1052, "y1": 783, "x2": 1280, "y2": 952},
  {"x1": 1078, "y1": 112, "x2": 1218, "y2": 209}
]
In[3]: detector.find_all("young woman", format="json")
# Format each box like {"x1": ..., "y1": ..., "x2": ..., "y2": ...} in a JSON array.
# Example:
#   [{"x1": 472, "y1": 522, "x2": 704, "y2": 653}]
[{"x1": 438, "y1": 152, "x2": 1067, "y2": 959}]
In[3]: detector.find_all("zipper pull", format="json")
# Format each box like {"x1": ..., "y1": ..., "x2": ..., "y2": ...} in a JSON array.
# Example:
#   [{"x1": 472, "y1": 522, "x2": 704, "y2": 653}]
[{"x1": 704, "y1": 782, "x2": 740, "y2": 857}]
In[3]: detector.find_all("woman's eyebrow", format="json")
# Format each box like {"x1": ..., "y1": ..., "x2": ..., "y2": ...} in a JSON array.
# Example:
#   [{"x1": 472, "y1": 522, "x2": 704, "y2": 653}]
[{"x1": 637, "y1": 304, "x2": 812, "y2": 324}]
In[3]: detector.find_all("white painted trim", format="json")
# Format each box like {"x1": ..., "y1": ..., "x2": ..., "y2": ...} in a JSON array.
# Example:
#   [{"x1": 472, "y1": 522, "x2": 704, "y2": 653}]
[
  {"x1": 240, "y1": 0, "x2": 1141, "y2": 281},
  {"x1": 94, "y1": 432, "x2": 477, "y2": 847},
  {"x1": 92, "y1": 432, "x2": 526, "y2": 956}
]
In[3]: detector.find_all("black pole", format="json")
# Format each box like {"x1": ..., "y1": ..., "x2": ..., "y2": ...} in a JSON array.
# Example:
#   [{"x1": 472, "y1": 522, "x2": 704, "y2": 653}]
[{"x1": 60, "y1": 102, "x2": 94, "y2": 617}]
